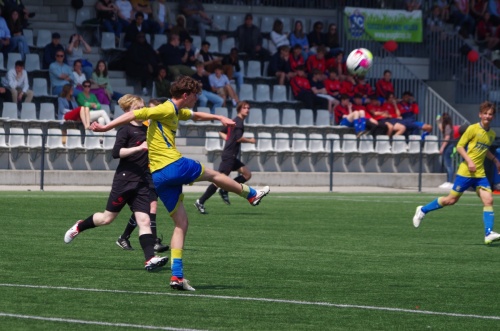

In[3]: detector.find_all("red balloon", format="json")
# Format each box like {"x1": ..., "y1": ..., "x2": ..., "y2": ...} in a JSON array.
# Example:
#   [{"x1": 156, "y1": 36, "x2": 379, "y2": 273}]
[
  {"x1": 467, "y1": 50, "x2": 479, "y2": 62},
  {"x1": 384, "y1": 40, "x2": 398, "y2": 52}
]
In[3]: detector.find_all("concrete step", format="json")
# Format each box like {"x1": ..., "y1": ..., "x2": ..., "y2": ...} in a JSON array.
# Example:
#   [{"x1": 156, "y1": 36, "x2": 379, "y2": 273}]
[
  {"x1": 109, "y1": 71, "x2": 126, "y2": 78},
  {"x1": 109, "y1": 78, "x2": 128, "y2": 88},
  {"x1": 30, "y1": 13, "x2": 59, "y2": 22},
  {"x1": 26, "y1": 5, "x2": 52, "y2": 14},
  {"x1": 30, "y1": 21, "x2": 74, "y2": 31}
]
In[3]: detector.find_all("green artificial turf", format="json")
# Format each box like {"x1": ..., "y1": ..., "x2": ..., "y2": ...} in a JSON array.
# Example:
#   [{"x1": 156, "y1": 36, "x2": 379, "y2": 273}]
[{"x1": 0, "y1": 191, "x2": 499, "y2": 330}]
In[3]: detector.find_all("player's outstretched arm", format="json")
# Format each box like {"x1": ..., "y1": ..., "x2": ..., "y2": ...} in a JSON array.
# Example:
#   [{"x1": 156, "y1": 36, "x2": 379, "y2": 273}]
[
  {"x1": 90, "y1": 111, "x2": 136, "y2": 132},
  {"x1": 192, "y1": 112, "x2": 235, "y2": 127}
]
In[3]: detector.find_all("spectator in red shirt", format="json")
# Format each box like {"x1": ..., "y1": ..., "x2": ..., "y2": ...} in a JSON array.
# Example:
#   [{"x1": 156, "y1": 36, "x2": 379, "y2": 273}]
[
  {"x1": 376, "y1": 70, "x2": 394, "y2": 103},
  {"x1": 382, "y1": 92, "x2": 406, "y2": 136},
  {"x1": 398, "y1": 91, "x2": 432, "y2": 135},
  {"x1": 354, "y1": 76, "x2": 373, "y2": 103},
  {"x1": 290, "y1": 65, "x2": 328, "y2": 110},
  {"x1": 326, "y1": 50, "x2": 347, "y2": 75},
  {"x1": 334, "y1": 94, "x2": 367, "y2": 134},
  {"x1": 478, "y1": 12, "x2": 500, "y2": 51},
  {"x1": 366, "y1": 94, "x2": 394, "y2": 136},
  {"x1": 310, "y1": 68, "x2": 339, "y2": 115},
  {"x1": 324, "y1": 67, "x2": 341, "y2": 100},
  {"x1": 289, "y1": 44, "x2": 305, "y2": 72},
  {"x1": 306, "y1": 45, "x2": 327, "y2": 73},
  {"x1": 339, "y1": 73, "x2": 355, "y2": 98}
]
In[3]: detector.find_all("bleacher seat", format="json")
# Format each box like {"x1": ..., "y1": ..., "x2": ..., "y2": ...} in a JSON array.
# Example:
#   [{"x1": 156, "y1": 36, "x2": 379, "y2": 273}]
[
  {"x1": 264, "y1": 108, "x2": 280, "y2": 127},
  {"x1": 255, "y1": 84, "x2": 271, "y2": 102},
  {"x1": 66, "y1": 128, "x2": 86, "y2": 170},
  {"x1": 408, "y1": 135, "x2": 421, "y2": 154},
  {"x1": 36, "y1": 30, "x2": 52, "y2": 49},
  {"x1": 292, "y1": 132, "x2": 312, "y2": 171},
  {"x1": 298, "y1": 109, "x2": 314, "y2": 127},
  {"x1": 101, "y1": 32, "x2": 116, "y2": 51},
  {"x1": 391, "y1": 135, "x2": 411, "y2": 173},
  {"x1": 315, "y1": 109, "x2": 331, "y2": 127},
  {"x1": 84, "y1": 132, "x2": 107, "y2": 170},
  {"x1": 24, "y1": 29, "x2": 34, "y2": 47},
  {"x1": 423, "y1": 135, "x2": 440, "y2": 154},
  {"x1": 33, "y1": 78, "x2": 53, "y2": 98},
  {"x1": 153, "y1": 34, "x2": 167, "y2": 50},
  {"x1": 239, "y1": 84, "x2": 254, "y2": 101},
  {"x1": 1, "y1": 102, "x2": 18, "y2": 119},
  {"x1": 205, "y1": 36, "x2": 219, "y2": 53},
  {"x1": 7, "y1": 53, "x2": 22, "y2": 70},
  {"x1": 391, "y1": 135, "x2": 408, "y2": 154},
  {"x1": 220, "y1": 37, "x2": 235, "y2": 54},
  {"x1": 205, "y1": 131, "x2": 222, "y2": 164},
  {"x1": 260, "y1": 16, "x2": 274, "y2": 33},
  {"x1": 227, "y1": 14, "x2": 244, "y2": 32},
  {"x1": 375, "y1": 135, "x2": 394, "y2": 172},
  {"x1": 25, "y1": 53, "x2": 41, "y2": 72},
  {"x1": 342, "y1": 133, "x2": 363, "y2": 172},
  {"x1": 272, "y1": 85, "x2": 287, "y2": 102},
  {"x1": 212, "y1": 14, "x2": 228, "y2": 32},
  {"x1": 0, "y1": 53, "x2": 5, "y2": 70},
  {"x1": 192, "y1": 35, "x2": 201, "y2": 50},
  {"x1": 39, "y1": 103, "x2": 58, "y2": 122},
  {"x1": 280, "y1": 17, "x2": 292, "y2": 33},
  {"x1": 20, "y1": 103, "x2": 37, "y2": 121},
  {"x1": 9, "y1": 127, "x2": 30, "y2": 169},
  {"x1": 214, "y1": 106, "x2": 230, "y2": 119},
  {"x1": 246, "y1": 108, "x2": 263, "y2": 128},
  {"x1": 257, "y1": 131, "x2": 279, "y2": 172},
  {"x1": 281, "y1": 108, "x2": 297, "y2": 127},
  {"x1": 375, "y1": 135, "x2": 391, "y2": 154},
  {"x1": 246, "y1": 61, "x2": 262, "y2": 78},
  {"x1": 8, "y1": 127, "x2": 26, "y2": 147},
  {"x1": 46, "y1": 128, "x2": 67, "y2": 170},
  {"x1": 27, "y1": 128, "x2": 44, "y2": 169}
]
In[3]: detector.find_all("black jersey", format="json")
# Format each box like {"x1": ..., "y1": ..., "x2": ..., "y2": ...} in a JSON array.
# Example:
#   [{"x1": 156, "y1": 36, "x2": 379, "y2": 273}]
[
  {"x1": 221, "y1": 116, "x2": 244, "y2": 159},
  {"x1": 112, "y1": 123, "x2": 150, "y2": 182}
]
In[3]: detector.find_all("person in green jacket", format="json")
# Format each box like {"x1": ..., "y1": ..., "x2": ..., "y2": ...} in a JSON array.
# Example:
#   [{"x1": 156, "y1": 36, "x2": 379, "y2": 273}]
[{"x1": 76, "y1": 80, "x2": 111, "y2": 125}]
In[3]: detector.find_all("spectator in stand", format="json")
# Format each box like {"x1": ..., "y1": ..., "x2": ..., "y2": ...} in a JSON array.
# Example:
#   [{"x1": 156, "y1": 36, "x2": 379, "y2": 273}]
[
  {"x1": 470, "y1": 0, "x2": 488, "y2": 22},
  {"x1": 125, "y1": 32, "x2": 158, "y2": 96},
  {"x1": 334, "y1": 94, "x2": 367, "y2": 134},
  {"x1": 450, "y1": 0, "x2": 475, "y2": 36},
  {"x1": 376, "y1": 69, "x2": 394, "y2": 103},
  {"x1": 92, "y1": 60, "x2": 125, "y2": 102},
  {"x1": 381, "y1": 92, "x2": 406, "y2": 136},
  {"x1": 325, "y1": 23, "x2": 342, "y2": 56},
  {"x1": 221, "y1": 47, "x2": 243, "y2": 93},
  {"x1": 95, "y1": 0, "x2": 122, "y2": 46},
  {"x1": 324, "y1": 67, "x2": 341, "y2": 101},
  {"x1": 308, "y1": 21, "x2": 326, "y2": 53},
  {"x1": 290, "y1": 65, "x2": 328, "y2": 111},
  {"x1": 436, "y1": 113, "x2": 456, "y2": 189},
  {"x1": 306, "y1": 45, "x2": 327, "y2": 73},
  {"x1": 116, "y1": 0, "x2": 134, "y2": 30},
  {"x1": 75, "y1": 80, "x2": 112, "y2": 126},
  {"x1": 49, "y1": 50, "x2": 73, "y2": 95},
  {"x1": 6, "y1": 9, "x2": 29, "y2": 60},
  {"x1": 183, "y1": 37, "x2": 198, "y2": 68},
  {"x1": 2, "y1": 0, "x2": 34, "y2": 28},
  {"x1": 154, "y1": 66, "x2": 171, "y2": 98},
  {"x1": 326, "y1": 50, "x2": 347, "y2": 75},
  {"x1": 152, "y1": 0, "x2": 172, "y2": 34},
  {"x1": 397, "y1": 91, "x2": 432, "y2": 135},
  {"x1": 3, "y1": 60, "x2": 32, "y2": 106},
  {"x1": 192, "y1": 60, "x2": 223, "y2": 114},
  {"x1": 427, "y1": 5, "x2": 446, "y2": 33},
  {"x1": 309, "y1": 68, "x2": 338, "y2": 113},
  {"x1": 170, "y1": 14, "x2": 190, "y2": 44},
  {"x1": 130, "y1": 0, "x2": 160, "y2": 34},
  {"x1": 289, "y1": 44, "x2": 305, "y2": 72},
  {"x1": 179, "y1": 0, "x2": 217, "y2": 41},
  {"x1": 209, "y1": 64, "x2": 239, "y2": 107},
  {"x1": 354, "y1": 76, "x2": 373, "y2": 104},
  {"x1": 269, "y1": 19, "x2": 290, "y2": 55},
  {"x1": 158, "y1": 33, "x2": 195, "y2": 80},
  {"x1": 0, "y1": 7, "x2": 12, "y2": 57},
  {"x1": 197, "y1": 40, "x2": 221, "y2": 73},
  {"x1": 366, "y1": 94, "x2": 393, "y2": 136},
  {"x1": 124, "y1": 11, "x2": 150, "y2": 48},
  {"x1": 43, "y1": 32, "x2": 65, "y2": 69},
  {"x1": 339, "y1": 73, "x2": 355, "y2": 98},
  {"x1": 488, "y1": 0, "x2": 500, "y2": 26},
  {"x1": 267, "y1": 45, "x2": 296, "y2": 86},
  {"x1": 289, "y1": 20, "x2": 310, "y2": 60},
  {"x1": 351, "y1": 93, "x2": 382, "y2": 135},
  {"x1": 73, "y1": 60, "x2": 109, "y2": 105},
  {"x1": 477, "y1": 12, "x2": 500, "y2": 52},
  {"x1": 234, "y1": 13, "x2": 269, "y2": 61},
  {"x1": 58, "y1": 84, "x2": 95, "y2": 127},
  {"x1": 66, "y1": 34, "x2": 93, "y2": 79},
  {"x1": 405, "y1": 0, "x2": 421, "y2": 11}
]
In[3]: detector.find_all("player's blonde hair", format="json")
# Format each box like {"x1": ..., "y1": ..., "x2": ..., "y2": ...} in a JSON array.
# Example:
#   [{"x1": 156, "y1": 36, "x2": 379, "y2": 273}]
[
  {"x1": 480, "y1": 101, "x2": 496, "y2": 115},
  {"x1": 118, "y1": 94, "x2": 144, "y2": 112}
]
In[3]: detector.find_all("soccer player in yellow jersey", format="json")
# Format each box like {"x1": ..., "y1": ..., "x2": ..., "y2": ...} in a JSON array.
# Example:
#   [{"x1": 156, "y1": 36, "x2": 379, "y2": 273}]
[
  {"x1": 413, "y1": 101, "x2": 500, "y2": 245},
  {"x1": 91, "y1": 76, "x2": 270, "y2": 290}
]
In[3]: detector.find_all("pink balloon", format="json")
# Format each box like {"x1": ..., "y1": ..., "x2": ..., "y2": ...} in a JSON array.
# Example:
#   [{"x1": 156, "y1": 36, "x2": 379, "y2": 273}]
[
  {"x1": 467, "y1": 50, "x2": 479, "y2": 62},
  {"x1": 384, "y1": 40, "x2": 398, "y2": 52}
]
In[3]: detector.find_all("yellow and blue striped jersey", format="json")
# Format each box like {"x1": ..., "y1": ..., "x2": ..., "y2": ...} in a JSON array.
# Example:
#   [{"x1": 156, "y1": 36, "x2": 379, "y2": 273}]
[
  {"x1": 133, "y1": 100, "x2": 193, "y2": 172},
  {"x1": 456, "y1": 123, "x2": 496, "y2": 178}
]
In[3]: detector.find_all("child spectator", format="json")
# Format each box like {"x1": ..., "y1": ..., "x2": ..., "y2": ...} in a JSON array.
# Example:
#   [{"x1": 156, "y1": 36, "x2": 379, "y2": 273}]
[
  {"x1": 289, "y1": 44, "x2": 305, "y2": 72},
  {"x1": 354, "y1": 76, "x2": 373, "y2": 103},
  {"x1": 306, "y1": 45, "x2": 327, "y2": 73},
  {"x1": 381, "y1": 92, "x2": 406, "y2": 136},
  {"x1": 192, "y1": 60, "x2": 224, "y2": 114},
  {"x1": 197, "y1": 40, "x2": 220, "y2": 73},
  {"x1": 334, "y1": 94, "x2": 367, "y2": 134},
  {"x1": 92, "y1": 60, "x2": 125, "y2": 102},
  {"x1": 221, "y1": 47, "x2": 243, "y2": 93},
  {"x1": 154, "y1": 66, "x2": 171, "y2": 98},
  {"x1": 324, "y1": 67, "x2": 341, "y2": 100},
  {"x1": 397, "y1": 91, "x2": 432, "y2": 135},
  {"x1": 339, "y1": 73, "x2": 355, "y2": 98},
  {"x1": 376, "y1": 69, "x2": 395, "y2": 103},
  {"x1": 309, "y1": 68, "x2": 338, "y2": 113},
  {"x1": 267, "y1": 45, "x2": 295, "y2": 86},
  {"x1": 290, "y1": 64, "x2": 328, "y2": 111},
  {"x1": 209, "y1": 65, "x2": 239, "y2": 107}
]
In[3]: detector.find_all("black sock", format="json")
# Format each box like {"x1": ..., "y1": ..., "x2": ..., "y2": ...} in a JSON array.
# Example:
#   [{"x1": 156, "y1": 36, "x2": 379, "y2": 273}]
[
  {"x1": 139, "y1": 234, "x2": 156, "y2": 261},
  {"x1": 120, "y1": 214, "x2": 137, "y2": 240},
  {"x1": 78, "y1": 215, "x2": 96, "y2": 232},
  {"x1": 233, "y1": 175, "x2": 247, "y2": 184},
  {"x1": 199, "y1": 184, "x2": 218, "y2": 204},
  {"x1": 150, "y1": 213, "x2": 157, "y2": 239}
]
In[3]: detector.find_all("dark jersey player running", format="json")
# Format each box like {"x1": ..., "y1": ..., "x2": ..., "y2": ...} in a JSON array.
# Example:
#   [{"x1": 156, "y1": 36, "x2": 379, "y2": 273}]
[
  {"x1": 63, "y1": 94, "x2": 168, "y2": 271},
  {"x1": 194, "y1": 101, "x2": 256, "y2": 214}
]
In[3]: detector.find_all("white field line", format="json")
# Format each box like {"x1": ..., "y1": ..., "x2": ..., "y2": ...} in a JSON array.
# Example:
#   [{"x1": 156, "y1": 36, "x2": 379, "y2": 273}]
[
  {"x1": 0, "y1": 312, "x2": 208, "y2": 331},
  {"x1": 1, "y1": 284, "x2": 499, "y2": 321}
]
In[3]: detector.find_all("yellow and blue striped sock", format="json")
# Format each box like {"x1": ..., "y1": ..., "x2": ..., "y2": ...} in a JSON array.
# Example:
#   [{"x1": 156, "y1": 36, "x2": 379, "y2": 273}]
[
  {"x1": 421, "y1": 197, "x2": 443, "y2": 214},
  {"x1": 483, "y1": 206, "x2": 494, "y2": 236},
  {"x1": 171, "y1": 248, "x2": 183, "y2": 279}
]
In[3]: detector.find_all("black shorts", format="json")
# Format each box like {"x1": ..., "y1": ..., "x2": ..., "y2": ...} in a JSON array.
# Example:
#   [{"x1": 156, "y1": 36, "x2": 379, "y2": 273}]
[
  {"x1": 218, "y1": 157, "x2": 245, "y2": 175},
  {"x1": 146, "y1": 175, "x2": 158, "y2": 202},
  {"x1": 106, "y1": 180, "x2": 151, "y2": 214}
]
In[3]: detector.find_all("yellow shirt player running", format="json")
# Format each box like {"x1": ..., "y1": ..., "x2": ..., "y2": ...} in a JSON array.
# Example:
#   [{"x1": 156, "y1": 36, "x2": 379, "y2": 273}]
[
  {"x1": 91, "y1": 76, "x2": 270, "y2": 291},
  {"x1": 412, "y1": 101, "x2": 500, "y2": 245}
]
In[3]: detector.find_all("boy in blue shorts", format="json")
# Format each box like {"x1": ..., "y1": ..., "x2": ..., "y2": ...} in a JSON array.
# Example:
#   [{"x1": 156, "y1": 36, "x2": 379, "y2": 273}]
[
  {"x1": 413, "y1": 101, "x2": 500, "y2": 245},
  {"x1": 91, "y1": 76, "x2": 270, "y2": 291}
]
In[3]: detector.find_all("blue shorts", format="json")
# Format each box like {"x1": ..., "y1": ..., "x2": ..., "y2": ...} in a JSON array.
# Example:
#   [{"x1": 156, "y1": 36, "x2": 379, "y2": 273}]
[
  {"x1": 339, "y1": 118, "x2": 353, "y2": 127},
  {"x1": 152, "y1": 157, "x2": 204, "y2": 215},
  {"x1": 452, "y1": 175, "x2": 491, "y2": 195}
]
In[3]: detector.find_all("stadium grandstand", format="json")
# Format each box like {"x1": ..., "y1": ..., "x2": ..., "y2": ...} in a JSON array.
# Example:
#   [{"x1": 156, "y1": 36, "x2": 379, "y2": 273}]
[{"x1": 0, "y1": 0, "x2": 498, "y2": 190}]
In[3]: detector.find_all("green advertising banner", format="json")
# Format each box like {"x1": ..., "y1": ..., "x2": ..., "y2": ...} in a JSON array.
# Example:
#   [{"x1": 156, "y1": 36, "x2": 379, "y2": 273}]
[{"x1": 344, "y1": 7, "x2": 423, "y2": 43}]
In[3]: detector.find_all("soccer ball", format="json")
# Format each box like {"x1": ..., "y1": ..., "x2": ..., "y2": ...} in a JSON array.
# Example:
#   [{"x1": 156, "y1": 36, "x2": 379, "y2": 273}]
[{"x1": 346, "y1": 48, "x2": 373, "y2": 76}]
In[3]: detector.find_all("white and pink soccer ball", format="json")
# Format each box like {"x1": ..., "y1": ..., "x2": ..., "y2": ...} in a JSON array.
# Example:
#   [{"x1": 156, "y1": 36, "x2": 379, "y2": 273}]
[{"x1": 346, "y1": 48, "x2": 373, "y2": 76}]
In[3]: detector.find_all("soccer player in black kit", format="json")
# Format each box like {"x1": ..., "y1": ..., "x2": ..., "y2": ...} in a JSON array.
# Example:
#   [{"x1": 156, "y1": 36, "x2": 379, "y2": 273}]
[
  {"x1": 64, "y1": 94, "x2": 168, "y2": 271},
  {"x1": 194, "y1": 101, "x2": 256, "y2": 214}
]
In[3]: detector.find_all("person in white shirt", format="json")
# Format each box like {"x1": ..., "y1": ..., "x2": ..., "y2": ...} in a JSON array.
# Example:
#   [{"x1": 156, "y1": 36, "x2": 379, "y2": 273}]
[
  {"x1": 116, "y1": 0, "x2": 134, "y2": 28},
  {"x1": 3, "y1": 60, "x2": 33, "y2": 104},
  {"x1": 269, "y1": 19, "x2": 290, "y2": 55},
  {"x1": 152, "y1": 0, "x2": 172, "y2": 33},
  {"x1": 209, "y1": 65, "x2": 239, "y2": 107}
]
